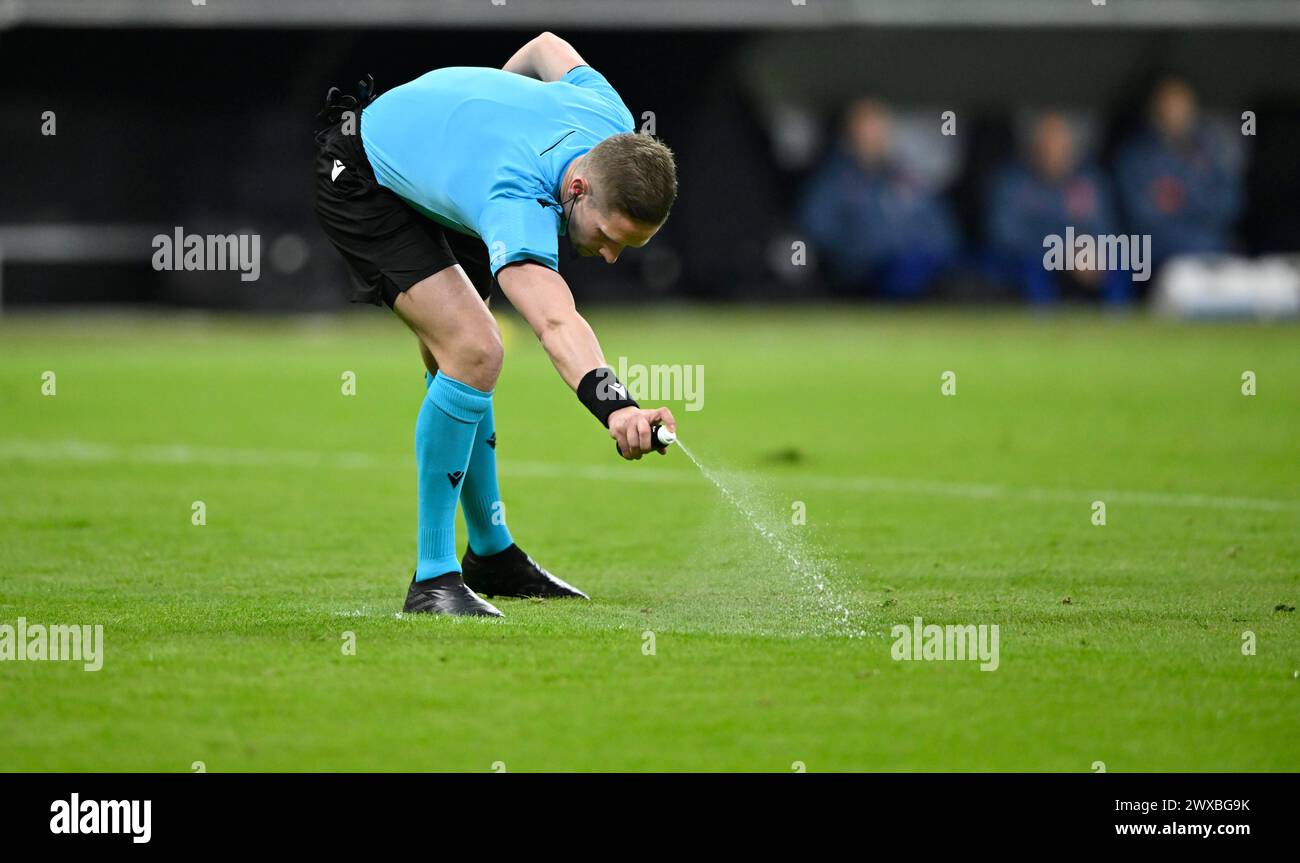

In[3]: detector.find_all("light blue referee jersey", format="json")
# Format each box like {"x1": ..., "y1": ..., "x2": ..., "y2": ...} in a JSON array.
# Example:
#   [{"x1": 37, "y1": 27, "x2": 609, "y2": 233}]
[{"x1": 360, "y1": 65, "x2": 635, "y2": 274}]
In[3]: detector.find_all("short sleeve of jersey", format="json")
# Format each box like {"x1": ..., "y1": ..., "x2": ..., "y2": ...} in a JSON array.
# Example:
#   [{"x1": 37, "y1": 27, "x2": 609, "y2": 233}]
[
  {"x1": 479, "y1": 197, "x2": 562, "y2": 275},
  {"x1": 561, "y1": 65, "x2": 634, "y2": 128}
]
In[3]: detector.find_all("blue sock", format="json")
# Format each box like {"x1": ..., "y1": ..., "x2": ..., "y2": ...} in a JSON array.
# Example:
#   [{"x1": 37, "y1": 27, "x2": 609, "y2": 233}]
[
  {"x1": 461, "y1": 397, "x2": 515, "y2": 556},
  {"x1": 425, "y1": 372, "x2": 515, "y2": 557},
  {"x1": 415, "y1": 371, "x2": 493, "y2": 582}
]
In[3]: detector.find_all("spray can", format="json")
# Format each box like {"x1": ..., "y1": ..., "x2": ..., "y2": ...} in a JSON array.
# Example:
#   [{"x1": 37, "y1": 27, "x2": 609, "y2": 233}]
[{"x1": 615, "y1": 422, "x2": 676, "y2": 455}]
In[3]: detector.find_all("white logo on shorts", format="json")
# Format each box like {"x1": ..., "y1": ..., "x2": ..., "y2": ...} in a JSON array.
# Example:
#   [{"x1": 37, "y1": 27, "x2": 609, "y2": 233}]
[{"x1": 331, "y1": 159, "x2": 346, "y2": 181}]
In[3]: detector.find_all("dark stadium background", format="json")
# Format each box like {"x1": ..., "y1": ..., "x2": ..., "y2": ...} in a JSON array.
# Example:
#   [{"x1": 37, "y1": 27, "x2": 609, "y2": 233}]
[{"x1": 2, "y1": 4, "x2": 1299, "y2": 308}]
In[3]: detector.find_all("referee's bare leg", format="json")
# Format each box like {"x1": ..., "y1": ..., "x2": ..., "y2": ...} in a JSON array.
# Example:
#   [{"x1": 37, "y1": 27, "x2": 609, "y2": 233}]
[
  {"x1": 394, "y1": 265, "x2": 502, "y2": 390},
  {"x1": 395, "y1": 264, "x2": 505, "y2": 617},
  {"x1": 396, "y1": 266, "x2": 589, "y2": 606}
]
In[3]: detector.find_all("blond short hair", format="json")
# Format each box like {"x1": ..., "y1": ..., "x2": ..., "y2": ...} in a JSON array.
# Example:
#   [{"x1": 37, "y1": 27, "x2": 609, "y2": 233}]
[{"x1": 585, "y1": 133, "x2": 678, "y2": 226}]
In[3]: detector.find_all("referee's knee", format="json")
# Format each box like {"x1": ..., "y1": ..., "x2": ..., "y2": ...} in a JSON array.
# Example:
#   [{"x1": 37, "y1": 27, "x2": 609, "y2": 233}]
[{"x1": 444, "y1": 327, "x2": 503, "y2": 391}]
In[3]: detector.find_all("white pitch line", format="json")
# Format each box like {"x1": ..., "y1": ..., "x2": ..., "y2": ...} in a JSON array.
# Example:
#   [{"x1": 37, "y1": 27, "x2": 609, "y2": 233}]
[{"x1": 0, "y1": 438, "x2": 1296, "y2": 514}]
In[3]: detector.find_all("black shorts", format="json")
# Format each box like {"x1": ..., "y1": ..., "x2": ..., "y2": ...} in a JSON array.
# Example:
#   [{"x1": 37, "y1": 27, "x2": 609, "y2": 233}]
[{"x1": 313, "y1": 107, "x2": 494, "y2": 308}]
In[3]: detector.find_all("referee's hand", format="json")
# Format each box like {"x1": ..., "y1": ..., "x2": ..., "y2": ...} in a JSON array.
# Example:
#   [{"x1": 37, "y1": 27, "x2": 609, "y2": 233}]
[{"x1": 609, "y1": 406, "x2": 677, "y2": 460}]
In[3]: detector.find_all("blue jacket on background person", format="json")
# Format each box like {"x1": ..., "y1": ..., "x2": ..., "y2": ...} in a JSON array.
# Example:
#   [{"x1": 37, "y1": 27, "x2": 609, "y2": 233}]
[
  {"x1": 983, "y1": 160, "x2": 1131, "y2": 303},
  {"x1": 1115, "y1": 76, "x2": 1242, "y2": 267},
  {"x1": 799, "y1": 148, "x2": 960, "y2": 297},
  {"x1": 982, "y1": 110, "x2": 1132, "y2": 304},
  {"x1": 1115, "y1": 127, "x2": 1241, "y2": 264},
  {"x1": 986, "y1": 161, "x2": 1118, "y2": 257}
]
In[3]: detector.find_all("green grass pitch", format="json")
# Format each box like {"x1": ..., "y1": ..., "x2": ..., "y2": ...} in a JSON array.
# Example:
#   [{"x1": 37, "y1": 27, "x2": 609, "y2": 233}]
[{"x1": 1, "y1": 307, "x2": 1296, "y2": 772}]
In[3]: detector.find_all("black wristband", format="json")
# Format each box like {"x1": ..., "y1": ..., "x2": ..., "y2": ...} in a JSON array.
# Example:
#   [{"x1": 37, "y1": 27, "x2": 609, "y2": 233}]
[{"x1": 576, "y1": 367, "x2": 639, "y2": 427}]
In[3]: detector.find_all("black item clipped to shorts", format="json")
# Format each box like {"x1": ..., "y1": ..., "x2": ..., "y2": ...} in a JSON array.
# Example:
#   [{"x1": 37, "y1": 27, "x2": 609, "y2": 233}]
[{"x1": 316, "y1": 73, "x2": 377, "y2": 128}]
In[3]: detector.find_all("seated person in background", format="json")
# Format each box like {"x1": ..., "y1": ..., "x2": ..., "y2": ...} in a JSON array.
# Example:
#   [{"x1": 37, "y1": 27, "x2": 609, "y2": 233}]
[
  {"x1": 798, "y1": 99, "x2": 960, "y2": 298},
  {"x1": 1116, "y1": 76, "x2": 1241, "y2": 267},
  {"x1": 986, "y1": 111, "x2": 1129, "y2": 303}
]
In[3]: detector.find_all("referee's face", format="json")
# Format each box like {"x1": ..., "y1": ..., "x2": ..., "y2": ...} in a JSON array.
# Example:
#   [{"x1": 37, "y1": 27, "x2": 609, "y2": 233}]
[{"x1": 570, "y1": 196, "x2": 661, "y2": 264}]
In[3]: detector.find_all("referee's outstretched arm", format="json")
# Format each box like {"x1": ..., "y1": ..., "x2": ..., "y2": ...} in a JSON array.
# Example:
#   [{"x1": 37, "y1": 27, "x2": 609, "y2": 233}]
[{"x1": 498, "y1": 261, "x2": 676, "y2": 461}]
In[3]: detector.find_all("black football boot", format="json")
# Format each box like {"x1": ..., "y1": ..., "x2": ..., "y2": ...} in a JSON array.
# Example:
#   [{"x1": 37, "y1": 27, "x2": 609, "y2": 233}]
[
  {"x1": 402, "y1": 571, "x2": 504, "y2": 617},
  {"x1": 461, "y1": 544, "x2": 589, "y2": 600}
]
